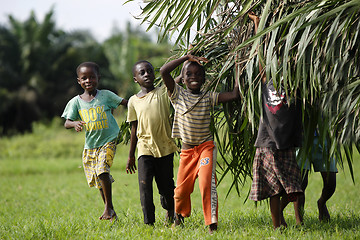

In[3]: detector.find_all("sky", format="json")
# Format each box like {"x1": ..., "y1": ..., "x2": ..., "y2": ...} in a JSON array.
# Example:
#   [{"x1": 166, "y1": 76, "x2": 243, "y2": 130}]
[{"x1": 0, "y1": 0, "x2": 147, "y2": 42}]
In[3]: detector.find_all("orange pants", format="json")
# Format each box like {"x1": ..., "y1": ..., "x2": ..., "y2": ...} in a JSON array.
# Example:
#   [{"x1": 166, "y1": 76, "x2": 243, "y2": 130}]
[{"x1": 174, "y1": 141, "x2": 218, "y2": 226}]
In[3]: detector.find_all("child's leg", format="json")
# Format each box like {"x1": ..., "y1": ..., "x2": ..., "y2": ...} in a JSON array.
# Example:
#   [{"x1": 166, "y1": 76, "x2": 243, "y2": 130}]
[
  {"x1": 154, "y1": 153, "x2": 175, "y2": 222},
  {"x1": 197, "y1": 141, "x2": 218, "y2": 227},
  {"x1": 95, "y1": 141, "x2": 117, "y2": 221},
  {"x1": 270, "y1": 194, "x2": 281, "y2": 229},
  {"x1": 273, "y1": 148, "x2": 303, "y2": 227},
  {"x1": 318, "y1": 171, "x2": 336, "y2": 221},
  {"x1": 98, "y1": 172, "x2": 116, "y2": 220},
  {"x1": 138, "y1": 155, "x2": 156, "y2": 225},
  {"x1": 280, "y1": 170, "x2": 308, "y2": 226},
  {"x1": 294, "y1": 171, "x2": 308, "y2": 225},
  {"x1": 174, "y1": 148, "x2": 198, "y2": 220},
  {"x1": 279, "y1": 196, "x2": 289, "y2": 227}
]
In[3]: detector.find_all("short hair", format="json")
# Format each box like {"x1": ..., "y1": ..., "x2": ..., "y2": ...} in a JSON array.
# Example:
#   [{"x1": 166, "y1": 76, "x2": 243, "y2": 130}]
[
  {"x1": 76, "y1": 62, "x2": 100, "y2": 76},
  {"x1": 132, "y1": 60, "x2": 154, "y2": 76},
  {"x1": 182, "y1": 61, "x2": 205, "y2": 79}
]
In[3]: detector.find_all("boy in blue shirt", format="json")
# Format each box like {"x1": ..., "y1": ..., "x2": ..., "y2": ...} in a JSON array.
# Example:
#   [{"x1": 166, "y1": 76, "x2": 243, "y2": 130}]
[{"x1": 62, "y1": 62, "x2": 127, "y2": 221}]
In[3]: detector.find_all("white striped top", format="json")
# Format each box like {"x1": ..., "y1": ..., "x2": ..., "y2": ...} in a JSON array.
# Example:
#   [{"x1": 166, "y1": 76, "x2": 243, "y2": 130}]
[{"x1": 170, "y1": 84, "x2": 219, "y2": 145}]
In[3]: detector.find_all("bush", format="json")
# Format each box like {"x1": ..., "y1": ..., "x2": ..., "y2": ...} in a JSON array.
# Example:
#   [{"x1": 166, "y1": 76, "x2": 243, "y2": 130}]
[{"x1": 0, "y1": 118, "x2": 84, "y2": 160}]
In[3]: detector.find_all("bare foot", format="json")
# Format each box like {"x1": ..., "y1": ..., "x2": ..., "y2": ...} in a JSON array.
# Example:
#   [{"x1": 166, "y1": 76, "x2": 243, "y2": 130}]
[
  {"x1": 279, "y1": 213, "x2": 288, "y2": 228},
  {"x1": 209, "y1": 223, "x2": 217, "y2": 234},
  {"x1": 317, "y1": 200, "x2": 330, "y2": 222},
  {"x1": 99, "y1": 208, "x2": 117, "y2": 222},
  {"x1": 171, "y1": 213, "x2": 184, "y2": 228},
  {"x1": 274, "y1": 225, "x2": 286, "y2": 232},
  {"x1": 165, "y1": 210, "x2": 175, "y2": 226}
]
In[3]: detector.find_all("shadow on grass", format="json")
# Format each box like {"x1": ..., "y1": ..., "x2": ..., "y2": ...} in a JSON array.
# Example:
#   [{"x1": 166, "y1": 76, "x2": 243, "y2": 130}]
[
  {"x1": 302, "y1": 211, "x2": 360, "y2": 231},
  {"x1": 219, "y1": 209, "x2": 360, "y2": 233}
]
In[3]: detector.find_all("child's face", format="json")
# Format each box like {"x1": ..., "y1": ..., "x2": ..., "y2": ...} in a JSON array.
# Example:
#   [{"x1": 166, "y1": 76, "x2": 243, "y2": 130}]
[
  {"x1": 77, "y1": 66, "x2": 99, "y2": 92},
  {"x1": 182, "y1": 63, "x2": 204, "y2": 94},
  {"x1": 133, "y1": 62, "x2": 155, "y2": 89}
]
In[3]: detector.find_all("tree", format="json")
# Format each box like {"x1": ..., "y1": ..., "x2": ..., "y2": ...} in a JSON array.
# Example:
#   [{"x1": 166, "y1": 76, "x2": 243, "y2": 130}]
[
  {"x1": 0, "y1": 9, "x2": 109, "y2": 135},
  {"x1": 103, "y1": 22, "x2": 173, "y2": 99},
  {"x1": 126, "y1": 0, "x2": 360, "y2": 194},
  {"x1": 0, "y1": 8, "x2": 176, "y2": 136}
]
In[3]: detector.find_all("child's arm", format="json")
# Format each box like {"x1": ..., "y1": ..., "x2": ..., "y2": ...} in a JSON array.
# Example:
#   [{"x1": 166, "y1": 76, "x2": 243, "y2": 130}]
[
  {"x1": 217, "y1": 13, "x2": 263, "y2": 104},
  {"x1": 126, "y1": 121, "x2": 138, "y2": 174},
  {"x1": 112, "y1": 98, "x2": 127, "y2": 115},
  {"x1": 160, "y1": 55, "x2": 188, "y2": 94},
  {"x1": 112, "y1": 98, "x2": 128, "y2": 114},
  {"x1": 64, "y1": 119, "x2": 86, "y2": 132},
  {"x1": 160, "y1": 54, "x2": 208, "y2": 94},
  {"x1": 120, "y1": 98, "x2": 128, "y2": 107},
  {"x1": 248, "y1": 12, "x2": 259, "y2": 35},
  {"x1": 218, "y1": 76, "x2": 240, "y2": 103},
  {"x1": 248, "y1": 12, "x2": 266, "y2": 84}
]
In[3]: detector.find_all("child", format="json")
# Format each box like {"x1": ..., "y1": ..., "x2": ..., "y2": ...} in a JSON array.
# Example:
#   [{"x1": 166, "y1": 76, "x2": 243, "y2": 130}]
[
  {"x1": 61, "y1": 61, "x2": 127, "y2": 221},
  {"x1": 248, "y1": 13, "x2": 304, "y2": 229},
  {"x1": 126, "y1": 60, "x2": 178, "y2": 226},
  {"x1": 160, "y1": 54, "x2": 239, "y2": 233},
  {"x1": 280, "y1": 135, "x2": 337, "y2": 225}
]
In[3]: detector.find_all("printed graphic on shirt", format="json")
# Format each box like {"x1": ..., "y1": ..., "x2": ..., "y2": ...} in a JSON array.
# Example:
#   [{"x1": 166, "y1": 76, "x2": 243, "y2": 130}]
[
  {"x1": 211, "y1": 170, "x2": 218, "y2": 223},
  {"x1": 265, "y1": 88, "x2": 287, "y2": 114},
  {"x1": 200, "y1": 157, "x2": 210, "y2": 167},
  {"x1": 78, "y1": 106, "x2": 109, "y2": 131}
]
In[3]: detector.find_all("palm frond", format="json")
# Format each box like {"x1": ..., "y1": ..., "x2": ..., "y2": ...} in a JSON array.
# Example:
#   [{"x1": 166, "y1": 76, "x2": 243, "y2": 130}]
[{"x1": 127, "y1": 0, "x2": 360, "y2": 194}]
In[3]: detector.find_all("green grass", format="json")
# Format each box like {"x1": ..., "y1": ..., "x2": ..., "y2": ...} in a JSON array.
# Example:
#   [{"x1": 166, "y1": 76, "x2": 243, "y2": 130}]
[{"x1": 0, "y1": 120, "x2": 359, "y2": 239}]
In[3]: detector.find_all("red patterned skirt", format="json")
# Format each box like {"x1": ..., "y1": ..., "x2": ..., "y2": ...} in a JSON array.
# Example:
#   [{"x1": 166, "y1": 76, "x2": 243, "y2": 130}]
[{"x1": 249, "y1": 147, "x2": 303, "y2": 201}]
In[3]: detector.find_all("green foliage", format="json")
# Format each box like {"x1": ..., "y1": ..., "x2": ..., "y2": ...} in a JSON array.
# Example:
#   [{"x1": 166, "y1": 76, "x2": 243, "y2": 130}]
[
  {"x1": 0, "y1": 9, "x2": 107, "y2": 135},
  {"x1": 103, "y1": 22, "x2": 172, "y2": 99},
  {"x1": 0, "y1": 8, "x2": 173, "y2": 136},
  {"x1": 128, "y1": 0, "x2": 360, "y2": 194},
  {"x1": 116, "y1": 120, "x2": 131, "y2": 145},
  {"x1": 0, "y1": 118, "x2": 83, "y2": 160}
]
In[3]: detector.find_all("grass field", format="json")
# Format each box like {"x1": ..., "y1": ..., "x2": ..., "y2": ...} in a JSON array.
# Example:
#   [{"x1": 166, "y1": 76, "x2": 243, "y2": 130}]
[{"x1": 0, "y1": 119, "x2": 359, "y2": 239}]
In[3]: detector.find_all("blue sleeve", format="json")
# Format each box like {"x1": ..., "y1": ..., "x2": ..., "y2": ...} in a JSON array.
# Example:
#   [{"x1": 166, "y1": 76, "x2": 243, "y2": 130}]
[
  {"x1": 105, "y1": 90, "x2": 124, "y2": 109},
  {"x1": 61, "y1": 97, "x2": 80, "y2": 120}
]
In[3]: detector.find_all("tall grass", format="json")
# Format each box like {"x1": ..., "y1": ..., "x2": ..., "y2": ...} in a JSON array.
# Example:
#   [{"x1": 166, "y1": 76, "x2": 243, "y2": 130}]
[{"x1": 0, "y1": 120, "x2": 359, "y2": 239}]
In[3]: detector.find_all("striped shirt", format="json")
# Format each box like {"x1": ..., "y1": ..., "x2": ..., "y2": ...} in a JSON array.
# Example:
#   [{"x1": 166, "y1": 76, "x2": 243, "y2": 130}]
[{"x1": 170, "y1": 84, "x2": 219, "y2": 145}]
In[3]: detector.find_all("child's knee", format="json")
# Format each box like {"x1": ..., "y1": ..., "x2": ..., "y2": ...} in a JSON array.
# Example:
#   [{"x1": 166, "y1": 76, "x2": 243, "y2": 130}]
[{"x1": 98, "y1": 172, "x2": 110, "y2": 180}]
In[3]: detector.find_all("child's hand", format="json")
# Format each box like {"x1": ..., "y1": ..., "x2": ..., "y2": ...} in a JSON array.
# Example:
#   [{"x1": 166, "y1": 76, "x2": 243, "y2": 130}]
[
  {"x1": 74, "y1": 121, "x2": 86, "y2": 132},
  {"x1": 248, "y1": 11, "x2": 259, "y2": 23},
  {"x1": 187, "y1": 54, "x2": 209, "y2": 65},
  {"x1": 126, "y1": 156, "x2": 137, "y2": 174}
]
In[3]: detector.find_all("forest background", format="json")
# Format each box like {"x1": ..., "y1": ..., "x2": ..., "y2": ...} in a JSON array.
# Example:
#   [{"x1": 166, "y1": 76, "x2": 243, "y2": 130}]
[{"x1": 0, "y1": 8, "x2": 172, "y2": 136}]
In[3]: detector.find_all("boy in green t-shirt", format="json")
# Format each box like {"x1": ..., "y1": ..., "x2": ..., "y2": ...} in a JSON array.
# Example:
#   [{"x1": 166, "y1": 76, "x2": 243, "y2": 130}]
[
  {"x1": 126, "y1": 60, "x2": 178, "y2": 225},
  {"x1": 62, "y1": 61, "x2": 127, "y2": 221}
]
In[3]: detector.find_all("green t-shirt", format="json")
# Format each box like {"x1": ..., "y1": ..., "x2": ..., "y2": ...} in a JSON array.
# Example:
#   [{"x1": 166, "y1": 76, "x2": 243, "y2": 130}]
[{"x1": 62, "y1": 90, "x2": 123, "y2": 149}]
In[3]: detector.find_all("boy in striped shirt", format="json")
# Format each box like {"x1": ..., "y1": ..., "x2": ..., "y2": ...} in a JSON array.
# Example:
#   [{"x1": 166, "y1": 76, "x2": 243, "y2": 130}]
[{"x1": 160, "y1": 54, "x2": 239, "y2": 233}]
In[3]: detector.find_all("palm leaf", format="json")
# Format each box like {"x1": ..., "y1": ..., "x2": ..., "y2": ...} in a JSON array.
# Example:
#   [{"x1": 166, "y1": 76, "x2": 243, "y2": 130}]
[{"x1": 127, "y1": 0, "x2": 360, "y2": 195}]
